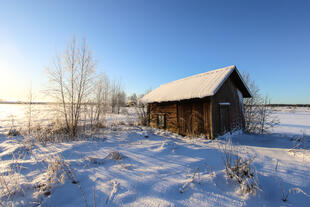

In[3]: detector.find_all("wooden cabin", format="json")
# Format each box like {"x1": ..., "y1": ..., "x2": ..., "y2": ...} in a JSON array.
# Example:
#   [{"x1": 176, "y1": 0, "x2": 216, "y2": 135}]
[{"x1": 141, "y1": 65, "x2": 252, "y2": 139}]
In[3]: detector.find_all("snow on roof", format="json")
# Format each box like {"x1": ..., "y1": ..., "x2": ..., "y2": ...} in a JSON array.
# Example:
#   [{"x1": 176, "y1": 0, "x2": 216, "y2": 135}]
[{"x1": 141, "y1": 65, "x2": 249, "y2": 103}]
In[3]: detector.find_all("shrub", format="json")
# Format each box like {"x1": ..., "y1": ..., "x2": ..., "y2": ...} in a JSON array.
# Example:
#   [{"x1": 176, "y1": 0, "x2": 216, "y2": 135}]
[
  {"x1": 7, "y1": 128, "x2": 21, "y2": 136},
  {"x1": 135, "y1": 105, "x2": 148, "y2": 126},
  {"x1": 7, "y1": 115, "x2": 21, "y2": 136},
  {"x1": 0, "y1": 150, "x2": 26, "y2": 202},
  {"x1": 31, "y1": 121, "x2": 73, "y2": 143},
  {"x1": 221, "y1": 139, "x2": 259, "y2": 196},
  {"x1": 242, "y1": 72, "x2": 279, "y2": 134}
]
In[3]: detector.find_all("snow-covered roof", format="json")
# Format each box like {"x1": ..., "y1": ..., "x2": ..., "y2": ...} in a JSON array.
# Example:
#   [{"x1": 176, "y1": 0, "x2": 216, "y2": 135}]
[{"x1": 141, "y1": 65, "x2": 251, "y2": 103}]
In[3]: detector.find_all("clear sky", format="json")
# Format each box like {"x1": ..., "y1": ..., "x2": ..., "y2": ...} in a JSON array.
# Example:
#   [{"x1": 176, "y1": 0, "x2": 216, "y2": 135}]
[{"x1": 0, "y1": 0, "x2": 309, "y2": 103}]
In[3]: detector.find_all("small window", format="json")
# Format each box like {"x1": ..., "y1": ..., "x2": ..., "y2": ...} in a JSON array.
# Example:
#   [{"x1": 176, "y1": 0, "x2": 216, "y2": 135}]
[{"x1": 157, "y1": 114, "x2": 166, "y2": 128}]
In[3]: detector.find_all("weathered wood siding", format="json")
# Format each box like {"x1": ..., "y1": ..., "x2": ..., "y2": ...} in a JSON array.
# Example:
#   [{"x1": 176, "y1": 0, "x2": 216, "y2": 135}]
[
  {"x1": 211, "y1": 71, "x2": 245, "y2": 137},
  {"x1": 148, "y1": 70, "x2": 246, "y2": 138},
  {"x1": 149, "y1": 99, "x2": 213, "y2": 138},
  {"x1": 177, "y1": 99, "x2": 212, "y2": 138},
  {"x1": 149, "y1": 102, "x2": 178, "y2": 133},
  {"x1": 203, "y1": 100, "x2": 213, "y2": 139}
]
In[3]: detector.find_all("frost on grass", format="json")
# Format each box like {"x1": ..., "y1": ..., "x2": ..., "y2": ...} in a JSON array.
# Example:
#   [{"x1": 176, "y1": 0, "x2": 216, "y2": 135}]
[
  {"x1": 106, "y1": 180, "x2": 119, "y2": 204},
  {"x1": 288, "y1": 132, "x2": 310, "y2": 161},
  {"x1": 0, "y1": 152, "x2": 82, "y2": 206},
  {"x1": 88, "y1": 151, "x2": 126, "y2": 165},
  {"x1": 274, "y1": 160, "x2": 310, "y2": 202},
  {"x1": 33, "y1": 155, "x2": 67, "y2": 198},
  {"x1": 220, "y1": 139, "x2": 260, "y2": 197},
  {"x1": 0, "y1": 106, "x2": 310, "y2": 206},
  {"x1": 179, "y1": 167, "x2": 200, "y2": 193},
  {"x1": 0, "y1": 146, "x2": 30, "y2": 203}
]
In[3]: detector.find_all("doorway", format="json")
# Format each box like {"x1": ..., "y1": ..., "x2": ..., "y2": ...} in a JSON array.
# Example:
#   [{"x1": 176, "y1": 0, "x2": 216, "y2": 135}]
[{"x1": 219, "y1": 103, "x2": 231, "y2": 134}]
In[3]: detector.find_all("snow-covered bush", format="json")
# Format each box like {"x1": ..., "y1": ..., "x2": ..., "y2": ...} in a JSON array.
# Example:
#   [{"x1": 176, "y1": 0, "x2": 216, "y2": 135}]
[
  {"x1": 221, "y1": 139, "x2": 259, "y2": 196},
  {"x1": 242, "y1": 72, "x2": 279, "y2": 134},
  {"x1": 36, "y1": 156, "x2": 67, "y2": 195},
  {"x1": 0, "y1": 169, "x2": 22, "y2": 201},
  {"x1": 35, "y1": 155, "x2": 80, "y2": 198},
  {"x1": 0, "y1": 173, "x2": 25, "y2": 203},
  {"x1": 179, "y1": 167, "x2": 200, "y2": 193},
  {"x1": 0, "y1": 150, "x2": 27, "y2": 202},
  {"x1": 7, "y1": 115, "x2": 21, "y2": 136},
  {"x1": 88, "y1": 151, "x2": 125, "y2": 165},
  {"x1": 289, "y1": 132, "x2": 308, "y2": 156},
  {"x1": 135, "y1": 105, "x2": 148, "y2": 126},
  {"x1": 38, "y1": 155, "x2": 90, "y2": 206},
  {"x1": 7, "y1": 128, "x2": 21, "y2": 136},
  {"x1": 31, "y1": 122, "x2": 72, "y2": 143}
]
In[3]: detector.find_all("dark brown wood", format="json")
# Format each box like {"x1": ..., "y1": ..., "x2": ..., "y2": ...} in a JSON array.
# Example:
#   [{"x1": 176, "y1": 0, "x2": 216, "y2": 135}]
[
  {"x1": 178, "y1": 102, "x2": 193, "y2": 135},
  {"x1": 149, "y1": 102, "x2": 178, "y2": 133},
  {"x1": 149, "y1": 98, "x2": 213, "y2": 137},
  {"x1": 211, "y1": 75, "x2": 245, "y2": 137},
  {"x1": 147, "y1": 73, "x2": 246, "y2": 139},
  {"x1": 192, "y1": 102, "x2": 204, "y2": 135}
]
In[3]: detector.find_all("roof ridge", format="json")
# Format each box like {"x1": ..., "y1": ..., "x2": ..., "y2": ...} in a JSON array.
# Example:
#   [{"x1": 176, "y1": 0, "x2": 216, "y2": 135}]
[
  {"x1": 141, "y1": 64, "x2": 253, "y2": 103},
  {"x1": 160, "y1": 65, "x2": 235, "y2": 87}
]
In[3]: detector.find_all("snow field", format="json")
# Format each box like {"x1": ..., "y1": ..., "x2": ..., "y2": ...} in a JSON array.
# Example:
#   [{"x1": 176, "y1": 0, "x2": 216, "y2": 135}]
[{"x1": 0, "y1": 106, "x2": 310, "y2": 206}]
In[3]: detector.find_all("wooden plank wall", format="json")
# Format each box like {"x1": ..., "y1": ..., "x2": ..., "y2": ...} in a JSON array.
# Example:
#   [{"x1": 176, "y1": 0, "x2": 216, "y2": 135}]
[
  {"x1": 203, "y1": 101, "x2": 213, "y2": 139},
  {"x1": 211, "y1": 74, "x2": 244, "y2": 137},
  {"x1": 149, "y1": 102, "x2": 178, "y2": 133},
  {"x1": 148, "y1": 99, "x2": 213, "y2": 138},
  {"x1": 192, "y1": 102, "x2": 204, "y2": 135},
  {"x1": 178, "y1": 100, "x2": 213, "y2": 137},
  {"x1": 147, "y1": 70, "x2": 245, "y2": 138}
]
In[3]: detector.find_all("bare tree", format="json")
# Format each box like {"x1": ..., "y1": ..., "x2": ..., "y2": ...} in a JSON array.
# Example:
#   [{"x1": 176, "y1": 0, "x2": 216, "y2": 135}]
[
  {"x1": 110, "y1": 80, "x2": 119, "y2": 113},
  {"x1": 135, "y1": 89, "x2": 152, "y2": 126},
  {"x1": 46, "y1": 37, "x2": 96, "y2": 138},
  {"x1": 116, "y1": 91, "x2": 126, "y2": 114},
  {"x1": 110, "y1": 79, "x2": 125, "y2": 114},
  {"x1": 136, "y1": 106, "x2": 148, "y2": 126},
  {"x1": 128, "y1": 93, "x2": 138, "y2": 106},
  {"x1": 257, "y1": 96, "x2": 279, "y2": 134},
  {"x1": 242, "y1": 72, "x2": 279, "y2": 134},
  {"x1": 26, "y1": 83, "x2": 33, "y2": 135},
  {"x1": 93, "y1": 74, "x2": 110, "y2": 127}
]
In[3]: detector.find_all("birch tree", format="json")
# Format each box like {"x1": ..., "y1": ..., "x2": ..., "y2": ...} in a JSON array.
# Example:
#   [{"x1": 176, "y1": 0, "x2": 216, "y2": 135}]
[
  {"x1": 110, "y1": 80, "x2": 125, "y2": 114},
  {"x1": 93, "y1": 74, "x2": 110, "y2": 126},
  {"x1": 47, "y1": 38, "x2": 95, "y2": 137}
]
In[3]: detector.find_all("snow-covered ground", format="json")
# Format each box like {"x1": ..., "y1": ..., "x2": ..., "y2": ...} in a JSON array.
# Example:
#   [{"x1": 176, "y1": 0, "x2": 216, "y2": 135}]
[
  {"x1": 0, "y1": 105, "x2": 310, "y2": 206},
  {"x1": 272, "y1": 107, "x2": 310, "y2": 136}
]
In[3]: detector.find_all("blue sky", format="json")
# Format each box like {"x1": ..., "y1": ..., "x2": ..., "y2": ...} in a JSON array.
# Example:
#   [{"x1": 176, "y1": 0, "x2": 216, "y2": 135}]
[{"x1": 0, "y1": 0, "x2": 309, "y2": 103}]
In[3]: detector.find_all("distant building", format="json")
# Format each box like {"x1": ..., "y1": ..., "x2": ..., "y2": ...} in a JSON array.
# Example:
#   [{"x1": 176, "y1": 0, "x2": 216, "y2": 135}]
[
  {"x1": 141, "y1": 65, "x2": 252, "y2": 139},
  {"x1": 126, "y1": 100, "x2": 137, "y2": 107}
]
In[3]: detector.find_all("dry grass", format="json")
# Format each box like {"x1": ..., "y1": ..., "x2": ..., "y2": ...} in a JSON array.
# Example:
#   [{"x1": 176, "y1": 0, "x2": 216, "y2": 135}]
[
  {"x1": 0, "y1": 151, "x2": 26, "y2": 204},
  {"x1": 220, "y1": 139, "x2": 260, "y2": 196},
  {"x1": 7, "y1": 128, "x2": 21, "y2": 136},
  {"x1": 179, "y1": 167, "x2": 200, "y2": 193},
  {"x1": 274, "y1": 160, "x2": 310, "y2": 202},
  {"x1": 34, "y1": 155, "x2": 67, "y2": 197},
  {"x1": 135, "y1": 106, "x2": 148, "y2": 126}
]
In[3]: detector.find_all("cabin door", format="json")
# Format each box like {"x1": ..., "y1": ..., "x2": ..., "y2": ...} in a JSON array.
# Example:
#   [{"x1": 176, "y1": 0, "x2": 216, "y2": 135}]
[
  {"x1": 192, "y1": 102, "x2": 204, "y2": 135},
  {"x1": 219, "y1": 104, "x2": 231, "y2": 134},
  {"x1": 178, "y1": 102, "x2": 204, "y2": 135},
  {"x1": 178, "y1": 103, "x2": 192, "y2": 135}
]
